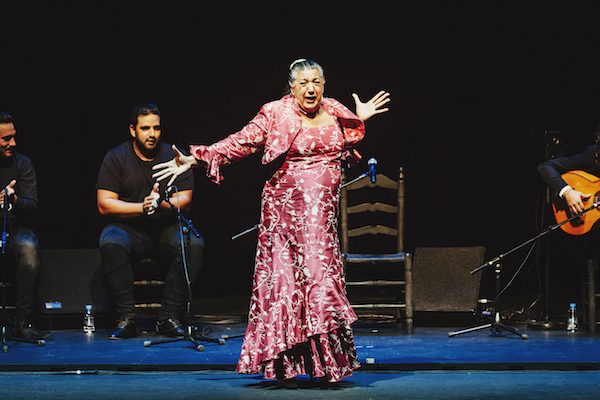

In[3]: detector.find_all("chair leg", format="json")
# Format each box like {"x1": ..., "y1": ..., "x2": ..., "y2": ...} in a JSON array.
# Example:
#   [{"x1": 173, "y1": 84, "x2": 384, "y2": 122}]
[
  {"x1": 404, "y1": 253, "x2": 413, "y2": 334},
  {"x1": 587, "y1": 259, "x2": 596, "y2": 334}
]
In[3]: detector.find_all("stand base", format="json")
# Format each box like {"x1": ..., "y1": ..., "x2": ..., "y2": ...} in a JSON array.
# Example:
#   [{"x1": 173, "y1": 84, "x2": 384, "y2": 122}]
[
  {"x1": 1, "y1": 324, "x2": 46, "y2": 352},
  {"x1": 142, "y1": 324, "x2": 226, "y2": 351},
  {"x1": 448, "y1": 314, "x2": 529, "y2": 340},
  {"x1": 527, "y1": 319, "x2": 565, "y2": 330}
]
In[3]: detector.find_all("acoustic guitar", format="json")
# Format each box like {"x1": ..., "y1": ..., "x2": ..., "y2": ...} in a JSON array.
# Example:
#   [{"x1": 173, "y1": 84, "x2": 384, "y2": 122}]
[{"x1": 552, "y1": 170, "x2": 600, "y2": 236}]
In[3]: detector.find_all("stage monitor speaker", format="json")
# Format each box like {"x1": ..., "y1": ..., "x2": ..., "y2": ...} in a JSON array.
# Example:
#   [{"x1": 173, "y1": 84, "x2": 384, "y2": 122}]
[
  {"x1": 37, "y1": 248, "x2": 112, "y2": 314},
  {"x1": 412, "y1": 246, "x2": 486, "y2": 312}
]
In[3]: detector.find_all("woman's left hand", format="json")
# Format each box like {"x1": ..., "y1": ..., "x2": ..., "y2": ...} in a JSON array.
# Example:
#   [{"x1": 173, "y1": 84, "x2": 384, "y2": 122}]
[
  {"x1": 353, "y1": 90, "x2": 391, "y2": 121},
  {"x1": 152, "y1": 145, "x2": 198, "y2": 187}
]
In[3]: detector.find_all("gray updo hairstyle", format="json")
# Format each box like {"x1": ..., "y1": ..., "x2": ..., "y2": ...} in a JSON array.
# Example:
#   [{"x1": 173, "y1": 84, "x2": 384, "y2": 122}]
[{"x1": 286, "y1": 58, "x2": 325, "y2": 93}]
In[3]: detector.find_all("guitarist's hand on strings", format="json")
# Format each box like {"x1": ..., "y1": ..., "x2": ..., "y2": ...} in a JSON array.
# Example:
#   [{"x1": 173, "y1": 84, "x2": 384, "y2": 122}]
[{"x1": 564, "y1": 188, "x2": 591, "y2": 215}]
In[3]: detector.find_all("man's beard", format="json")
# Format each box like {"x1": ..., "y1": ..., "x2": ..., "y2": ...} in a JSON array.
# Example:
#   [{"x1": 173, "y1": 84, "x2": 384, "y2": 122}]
[
  {"x1": 135, "y1": 137, "x2": 159, "y2": 159},
  {"x1": 0, "y1": 149, "x2": 14, "y2": 161}
]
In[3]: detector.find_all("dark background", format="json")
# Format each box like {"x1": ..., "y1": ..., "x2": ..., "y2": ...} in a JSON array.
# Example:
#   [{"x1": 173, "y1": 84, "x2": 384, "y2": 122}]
[{"x1": 2, "y1": 2, "x2": 600, "y2": 319}]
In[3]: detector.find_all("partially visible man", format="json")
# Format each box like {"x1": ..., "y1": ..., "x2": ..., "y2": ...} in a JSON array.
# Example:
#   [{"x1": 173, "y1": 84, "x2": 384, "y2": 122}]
[
  {"x1": 537, "y1": 127, "x2": 600, "y2": 216},
  {"x1": 0, "y1": 112, "x2": 44, "y2": 340},
  {"x1": 96, "y1": 102, "x2": 204, "y2": 339}
]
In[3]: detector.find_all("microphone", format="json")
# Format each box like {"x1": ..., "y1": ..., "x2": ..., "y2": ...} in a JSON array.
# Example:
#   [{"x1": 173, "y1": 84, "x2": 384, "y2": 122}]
[
  {"x1": 368, "y1": 158, "x2": 377, "y2": 184},
  {"x1": 151, "y1": 186, "x2": 176, "y2": 210}
]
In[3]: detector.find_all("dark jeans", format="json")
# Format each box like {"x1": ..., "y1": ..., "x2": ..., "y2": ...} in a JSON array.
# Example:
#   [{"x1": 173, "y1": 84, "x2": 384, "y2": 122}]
[
  {"x1": 6, "y1": 227, "x2": 40, "y2": 323},
  {"x1": 99, "y1": 222, "x2": 204, "y2": 321}
]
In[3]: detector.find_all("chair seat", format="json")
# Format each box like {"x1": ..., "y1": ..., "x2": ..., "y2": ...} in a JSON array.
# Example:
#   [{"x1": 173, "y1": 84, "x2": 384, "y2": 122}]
[
  {"x1": 351, "y1": 303, "x2": 407, "y2": 309},
  {"x1": 346, "y1": 280, "x2": 405, "y2": 286},
  {"x1": 133, "y1": 280, "x2": 166, "y2": 286},
  {"x1": 344, "y1": 252, "x2": 408, "y2": 263}
]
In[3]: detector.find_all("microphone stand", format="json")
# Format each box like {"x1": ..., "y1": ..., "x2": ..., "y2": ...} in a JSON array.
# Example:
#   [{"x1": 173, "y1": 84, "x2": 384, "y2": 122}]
[
  {"x1": 1, "y1": 189, "x2": 6, "y2": 252},
  {"x1": 1, "y1": 190, "x2": 45, "y2": 352},
  {"x1": 143, "y1": 190, "x2": 225, "y2": 351},
  {"x1": 448, "y1": 201, "x2": 600, "y2": 339},
  {"x1": 1, "y1": 189, "x2": 9, "y2": 352}
]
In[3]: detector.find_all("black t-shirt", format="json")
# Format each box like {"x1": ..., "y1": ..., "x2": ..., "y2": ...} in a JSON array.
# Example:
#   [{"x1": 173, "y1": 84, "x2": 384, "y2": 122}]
[
  {"x1": 96, "y1": 141, "x2": 194, "y2": 227},
  {"x1": 0, "y1": 152, "x2": 38, "y2": 229}
]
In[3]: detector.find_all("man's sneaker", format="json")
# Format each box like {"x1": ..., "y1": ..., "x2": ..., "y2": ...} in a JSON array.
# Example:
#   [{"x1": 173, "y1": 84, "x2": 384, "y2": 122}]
[{"x1": 156, "y1": 318, "x2": 185, "y2": 337}]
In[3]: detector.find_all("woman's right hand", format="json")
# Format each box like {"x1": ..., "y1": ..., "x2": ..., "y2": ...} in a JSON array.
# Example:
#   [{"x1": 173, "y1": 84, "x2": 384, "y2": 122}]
[{"x1": 152, "y1": 145, "x2": 198, "y2": 187}]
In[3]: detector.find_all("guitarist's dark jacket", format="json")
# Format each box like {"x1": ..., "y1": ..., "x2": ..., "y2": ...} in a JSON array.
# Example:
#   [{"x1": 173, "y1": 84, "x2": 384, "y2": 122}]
[{"x1": 537, "y1": 145, "x2": 599, "y2": 197}]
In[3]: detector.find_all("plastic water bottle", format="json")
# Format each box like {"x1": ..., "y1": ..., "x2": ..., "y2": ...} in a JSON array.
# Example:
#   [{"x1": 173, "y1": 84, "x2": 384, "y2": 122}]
[
  {"x1": 567, "y1": 302, "x2": 578, "y2": 333},
  {"x1": 83, "y1": 304, "x2": 95, "y2": 334}
]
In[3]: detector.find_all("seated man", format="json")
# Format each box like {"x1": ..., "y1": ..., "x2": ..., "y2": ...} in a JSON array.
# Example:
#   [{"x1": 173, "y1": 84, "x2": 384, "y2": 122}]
[
  {"x1": 96, "y1": 102, "x2": 204, "y2": 339},
  {"x1": 537, "y1": 125, "x2": 600, "y2": 318},
  {"x1": 0, "y1": 112, "x2": 44, "y2": 340}
]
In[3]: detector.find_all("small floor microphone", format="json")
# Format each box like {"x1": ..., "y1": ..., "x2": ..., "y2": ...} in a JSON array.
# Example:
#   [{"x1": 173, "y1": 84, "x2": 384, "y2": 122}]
[{"x1": 368, "y1": 158, "x2": 378, "y2": 184}]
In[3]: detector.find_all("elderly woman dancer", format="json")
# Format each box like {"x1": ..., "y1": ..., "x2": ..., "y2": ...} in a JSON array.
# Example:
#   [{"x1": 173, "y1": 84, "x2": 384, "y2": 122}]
[{"x1": 153, "y1": 58, "x2": 391, "y2": 385}]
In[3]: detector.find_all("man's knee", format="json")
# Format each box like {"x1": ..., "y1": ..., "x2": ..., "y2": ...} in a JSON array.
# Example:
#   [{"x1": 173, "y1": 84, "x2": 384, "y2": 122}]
[
  {"x1": 99, "y1": 224, "x2": 132, "y2": 249},
  {"x1": 12, "y1": 231, "x2": 40, "y2": 271},
  {"x1": 99, "y1": 242, "x2": 132, "y2": 275}
]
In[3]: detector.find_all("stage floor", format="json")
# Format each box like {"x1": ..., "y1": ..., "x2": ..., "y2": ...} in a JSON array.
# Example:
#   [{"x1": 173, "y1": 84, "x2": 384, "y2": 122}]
[
  {"x1": 2, "y1": 320, "x2": 600, "y2": 399},
  {"x1": 2, "y1": 321, "x2": 600, "y2": 371}
]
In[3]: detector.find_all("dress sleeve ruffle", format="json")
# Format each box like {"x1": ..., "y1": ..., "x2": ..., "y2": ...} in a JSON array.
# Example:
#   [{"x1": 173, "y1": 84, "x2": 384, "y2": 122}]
[
  {"x1": 338, "y1": 118, "x2": 365, "y2": 168},
  {"x1": 342, "y1": 148, "x2": 362, "y2": 168},
  {"x1": 322, "y1": 98, "x2": 365, "y2": 168},
  {"x1": 189, "y1": 144, "x2": 227, "y2": 184},
  {"x1": 189, "y1": 120, "x2": 267, "y2": 184}
]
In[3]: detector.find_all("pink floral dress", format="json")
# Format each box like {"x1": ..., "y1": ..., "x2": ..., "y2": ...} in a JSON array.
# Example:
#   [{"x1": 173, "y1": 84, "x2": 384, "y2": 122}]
[{"x1": 191, "y1": 97, "x2": 362, "y2": 383}]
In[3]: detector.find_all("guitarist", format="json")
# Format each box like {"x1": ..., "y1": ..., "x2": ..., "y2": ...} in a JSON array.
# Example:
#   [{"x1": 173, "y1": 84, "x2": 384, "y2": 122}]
[
  {"x1": 537, "y1": 127, "x2": 600, "y2": 332},
  {"x1": 537, "y1": 128, "x2": 600, "y2": 217}
]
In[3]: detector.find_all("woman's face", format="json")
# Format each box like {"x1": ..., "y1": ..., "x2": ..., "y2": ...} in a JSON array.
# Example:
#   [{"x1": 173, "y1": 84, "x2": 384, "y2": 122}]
[{"x1": 290, "y1": 68, "x2": 325, "y2": 114}]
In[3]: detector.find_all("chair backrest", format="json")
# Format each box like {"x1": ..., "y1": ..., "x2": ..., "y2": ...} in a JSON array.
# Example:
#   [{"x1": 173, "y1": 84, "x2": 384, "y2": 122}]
[{"x1": 340, "y1": 167, "x2": 405, "y2": 255}]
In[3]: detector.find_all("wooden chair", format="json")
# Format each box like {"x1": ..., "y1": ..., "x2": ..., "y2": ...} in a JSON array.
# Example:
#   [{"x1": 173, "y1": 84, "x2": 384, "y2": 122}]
[
  {"x1": 132, "y1": 257, "x2": 166, "y2": 315},
  {"x1": 340, "y1": 166, "x2": 413, "y2": 334}
]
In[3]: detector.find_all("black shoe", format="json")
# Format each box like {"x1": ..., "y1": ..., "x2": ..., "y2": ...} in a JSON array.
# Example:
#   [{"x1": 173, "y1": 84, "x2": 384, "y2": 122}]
[
  {"x1": 12, "y1": 322, "x2": 46, "y2": 340},
  {"x1": 109, "y1": 316, "x2": 139, "y2": 340},
  {"x1": 156, "y1": 318, "x2": 185, "y2": 337}
]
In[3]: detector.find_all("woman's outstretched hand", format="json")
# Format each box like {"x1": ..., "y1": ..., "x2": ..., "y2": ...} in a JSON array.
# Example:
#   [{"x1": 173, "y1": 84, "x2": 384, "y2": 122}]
[
  {"x1": 352, "y1": 90, "x2": 391, "y2": 121},
  {"x1": 152, "y1": 145, "x2": 198, "y2": 187}
]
